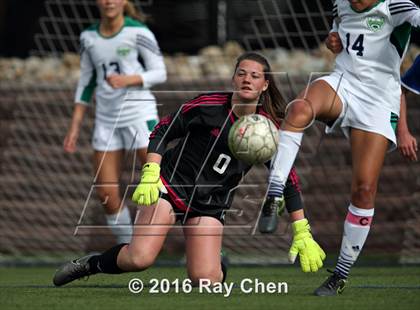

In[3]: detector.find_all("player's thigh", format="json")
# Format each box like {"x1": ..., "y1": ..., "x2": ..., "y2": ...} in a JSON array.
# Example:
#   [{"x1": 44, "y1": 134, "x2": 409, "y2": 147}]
[
  {"x1": 93, "y1": 150, "x2": 124, "y2": 201},
  {"x1": 94, "y1": 150, "x2": 123, "y2": 183},
  {"x1": 350, "y1": 128, "x2": 388, "y2": 194},
  {"x1": 126, "y1": 198, "x2": 176, "y2": 262},
  {"x1": 183, "y1": 216, "x2": 223, "y2": 279},
  {"x1": 295, "y1": 79, "x2": 343, "y2": 122},
  {"x1": 136, "y1": 148, "x2": 147, "y2": 166}
]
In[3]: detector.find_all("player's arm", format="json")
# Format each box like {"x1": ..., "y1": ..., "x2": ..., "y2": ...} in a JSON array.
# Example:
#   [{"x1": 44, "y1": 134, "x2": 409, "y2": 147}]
[
  {"x1": 134, "y1": 27, "x2": 167, "y2": 89},
  {"x1": 325, "y1": 1, "x2": 343, "y2": 54},
  {"x1": 397, "y1": 89, "x2": 418, "y2": 161},
  {"x1": 132, "y1": 100, "x2": 199, "y2": 206},
  {"x1": 107, "y1": 28, "x2": 167, "y2": 89},
  {"x1": 389, "y1": 0, "x2": 420, "y2": 28},
  {"x1": 284, "y1": 168, "x2": 326, "y2": 272},
  {"x1": 63, "y1": 104, "x2": 87, "y2": 153},
  {"x1": 65, "y1": 33, "x2": 95, "y2": 153},
  {"x1": 263, "y1": 164, "x2": 326, "y2": 272}
]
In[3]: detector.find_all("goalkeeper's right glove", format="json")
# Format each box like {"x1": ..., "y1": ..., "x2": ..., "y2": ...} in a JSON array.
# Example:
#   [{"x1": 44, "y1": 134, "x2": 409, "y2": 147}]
[
  {"x1": 288, "y1": 218, "x2": 326, "y2": 272},
  {"x1": 132, "y1": 162, "x2": 167, "y2": 206}
]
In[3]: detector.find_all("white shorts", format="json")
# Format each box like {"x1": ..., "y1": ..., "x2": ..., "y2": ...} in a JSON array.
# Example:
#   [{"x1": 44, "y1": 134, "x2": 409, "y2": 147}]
[
  {"x1": 92, "y1": 119, "x2": 158, "y2": 151},
  {"x1": 317, "y1": 73, "x2": 398, "y2": 152}
]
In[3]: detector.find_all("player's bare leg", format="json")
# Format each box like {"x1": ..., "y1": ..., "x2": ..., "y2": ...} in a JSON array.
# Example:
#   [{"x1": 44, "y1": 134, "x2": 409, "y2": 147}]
[
  {"x1": 94, "y1": 150, "x2": 132, "y2": 243},
  {"x1": 315, "y1": 129, "x2": 388, "y2": 296},
  {"x1": 117, "y1": 198, "x2": 176, "y2": 270},
  {"x1": 264, "y1": 81, "x2": 343, "y2": 232},
  {"x1": 53, "y1": 198, "x2": 175, "y2": 286},
  {"x1": 183, "y1": 216, "x2": 224, "y2": 284},
  {"x1": 136, "y1": 147, "x2": 148, "y2": 166},
  {"x1": 268, "y1": 80, "x2": 343, "y2": 197}
]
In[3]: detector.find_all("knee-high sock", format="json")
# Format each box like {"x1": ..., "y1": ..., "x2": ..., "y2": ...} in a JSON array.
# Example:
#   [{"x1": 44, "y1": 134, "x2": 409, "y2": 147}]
[
  {"x1": 268, "y1": 130, "x2": 303, "y2": 197},
  {"x1": 334, "y1": 204, "x2": 374, "y2": 279},
  {"x1": 105, "y1": 206, "x2": 133, "y2": 244}
]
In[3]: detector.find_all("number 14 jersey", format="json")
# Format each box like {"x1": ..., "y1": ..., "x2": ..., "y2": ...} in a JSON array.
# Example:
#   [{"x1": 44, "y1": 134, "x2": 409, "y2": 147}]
[{"x1": 332, "y1": 0, "x2": 420, "y2": 115}]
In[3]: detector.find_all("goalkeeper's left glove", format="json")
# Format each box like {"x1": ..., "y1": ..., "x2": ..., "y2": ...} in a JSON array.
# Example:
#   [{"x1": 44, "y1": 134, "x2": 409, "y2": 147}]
[
  {"x1": 132, "y1": 162, "x2": 167, "y2": 206},
  {"x1": 288, "y1": 218, "x2": 326, "y2": 272}
]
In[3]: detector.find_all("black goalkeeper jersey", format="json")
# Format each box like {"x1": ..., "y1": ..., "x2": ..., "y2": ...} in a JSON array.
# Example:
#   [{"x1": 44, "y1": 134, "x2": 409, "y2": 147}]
[{"x1": 148, "y1": 92, "x2": 299, "y2": 213}]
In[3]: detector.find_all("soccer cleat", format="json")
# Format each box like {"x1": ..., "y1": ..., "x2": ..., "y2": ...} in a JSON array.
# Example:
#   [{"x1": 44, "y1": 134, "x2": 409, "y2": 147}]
[
  {"x1": 314, "y1": 270, "x2": 347, "y2": 296},
  {"x1": 53, "y1": 254, "x2": 97, "y2": 287},
  {"x1": 258, "y1": 196, "x2": 285, "y2": 233}
]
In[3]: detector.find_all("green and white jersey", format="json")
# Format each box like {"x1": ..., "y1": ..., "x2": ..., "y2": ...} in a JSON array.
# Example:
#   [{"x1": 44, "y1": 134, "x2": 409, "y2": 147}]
[
  {"x1": 331, "y1": 0, "x2": 420, "y2": 115},
  {"x1": 74, "y1": 17, "x2": 166, "y2": 126}
]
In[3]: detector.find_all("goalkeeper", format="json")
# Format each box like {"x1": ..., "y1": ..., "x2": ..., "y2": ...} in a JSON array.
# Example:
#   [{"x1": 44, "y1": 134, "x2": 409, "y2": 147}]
[{"x1": 53, "y1": 52, "x2": 324, "y2": 287}]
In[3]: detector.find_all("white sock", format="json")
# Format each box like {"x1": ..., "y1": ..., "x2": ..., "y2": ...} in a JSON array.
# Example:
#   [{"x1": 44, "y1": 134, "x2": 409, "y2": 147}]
[
  {"x1": 268, "y1": 130, "x2": 303, "y2": 197},
  {"x1": 334, "y1": 204, "x2": 374, "y2": 279},
  {"x1": 105, "y1": 206, "x2": 133, "y2": 244}
]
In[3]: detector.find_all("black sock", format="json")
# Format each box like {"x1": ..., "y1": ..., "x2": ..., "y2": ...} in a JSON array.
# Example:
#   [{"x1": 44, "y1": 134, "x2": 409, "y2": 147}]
[
  {"x1": 221, "y1": 260, "x2": 228, "y2": 283},
  {"x1": 88, "y1": 243, "x2": 127, "y2": 274}
]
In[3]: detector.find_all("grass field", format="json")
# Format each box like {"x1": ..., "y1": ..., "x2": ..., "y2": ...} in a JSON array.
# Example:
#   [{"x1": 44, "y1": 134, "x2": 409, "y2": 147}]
[{"x1": 1, "y1": 266, "x2": 419, "y2": 310}]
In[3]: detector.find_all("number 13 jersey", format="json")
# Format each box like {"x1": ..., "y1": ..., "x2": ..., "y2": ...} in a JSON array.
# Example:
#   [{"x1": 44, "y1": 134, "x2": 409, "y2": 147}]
[{"x1": 74, "y1": 17, "x2": 166, "y2": 126}]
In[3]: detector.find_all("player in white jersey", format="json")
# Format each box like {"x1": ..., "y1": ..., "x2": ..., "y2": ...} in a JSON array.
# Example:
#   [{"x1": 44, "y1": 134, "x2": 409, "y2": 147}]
[
  {"x1": 266, "y1": 0, "x2": 420, "y2": 296},
  {"x1": 63, "y1": 0, "x2": 167, "y2": 243}
]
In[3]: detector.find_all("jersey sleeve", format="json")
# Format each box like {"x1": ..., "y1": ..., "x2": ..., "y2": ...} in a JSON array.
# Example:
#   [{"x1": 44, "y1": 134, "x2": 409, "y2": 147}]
[
  {"x1": 330, "y1": 0, "x2": 339, "y2": 32},
  {"x1": 389, "y1": 0, "x2": 420, "y2": 28},
  {"x1": 402, "y1": 55, "x2": 420, "y2": 94},
  {"x1": 148, "y1": 97, "x2": 201, "y2": 155},
  {"x1": 135, "y1": 28, "x2": 167, "y2": 89},
  {"x1": 74, "y1": 32, "x2": 96, "y2": 105}
]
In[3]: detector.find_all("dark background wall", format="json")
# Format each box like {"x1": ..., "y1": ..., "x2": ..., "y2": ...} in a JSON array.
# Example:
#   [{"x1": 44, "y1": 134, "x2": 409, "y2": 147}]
[
  {"x1": 0, "y1": 0, "x2": 418, "y2": 57},
  {"x1": 0, "y1": 0, "x2": 48, "y2": 57}
]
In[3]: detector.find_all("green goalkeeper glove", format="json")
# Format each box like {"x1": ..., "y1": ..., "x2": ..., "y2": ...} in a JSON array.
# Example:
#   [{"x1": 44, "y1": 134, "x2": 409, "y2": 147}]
[
  {"x1": 289, "y1": 218, "x2": 326, "y2": 272},
  {"x1": 132, "y1": 162, "x2": 167, "y2": 206}
]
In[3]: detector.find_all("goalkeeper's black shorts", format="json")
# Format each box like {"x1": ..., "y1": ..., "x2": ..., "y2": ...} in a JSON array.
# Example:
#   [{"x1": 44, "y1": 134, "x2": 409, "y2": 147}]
[{"x1": 160, "y1": 192, "x2": 226, "y2": 225}]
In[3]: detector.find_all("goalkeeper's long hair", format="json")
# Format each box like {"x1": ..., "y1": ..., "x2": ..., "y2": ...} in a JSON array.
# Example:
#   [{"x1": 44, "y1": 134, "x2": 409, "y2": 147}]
[{"x1": 233, "y1": 52, "x2": 287, "y2": 123}]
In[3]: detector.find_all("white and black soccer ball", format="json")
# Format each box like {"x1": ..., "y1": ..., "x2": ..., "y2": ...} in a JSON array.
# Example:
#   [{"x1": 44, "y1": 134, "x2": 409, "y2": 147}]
[{"x1": 228, "y1": 114, "x2": 279, "y2": 165}]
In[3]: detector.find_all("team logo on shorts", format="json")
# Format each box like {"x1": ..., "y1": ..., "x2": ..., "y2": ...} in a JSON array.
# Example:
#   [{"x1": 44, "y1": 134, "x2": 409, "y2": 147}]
[
  {"x1": 117, "y1": 45, "x2": 132, "y2": 57},
  {"x1": 366, "y1": 16, "x2": 385, "y2": 32}
]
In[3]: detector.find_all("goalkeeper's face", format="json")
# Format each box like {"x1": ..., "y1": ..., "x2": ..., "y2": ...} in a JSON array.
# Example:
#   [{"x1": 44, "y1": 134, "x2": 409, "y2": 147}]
[
  {"x1": 233, "y1": 60, "x2": 269, "y2": 103},
  {"x1": 97, "y1": 0, "x2": 126, "y2": 20}
]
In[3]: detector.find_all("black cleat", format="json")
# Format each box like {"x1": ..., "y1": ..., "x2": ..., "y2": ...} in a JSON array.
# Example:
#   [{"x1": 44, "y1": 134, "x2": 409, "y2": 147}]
[
  {"x1": 53, "y1": 254, "x2": 97, "y2": 287},
  {"x1": 258, "y1": 196, "x2": 285, "y2": 233},
  {"x1": 314, "y1": 270, "x2": 347, "y2": 296}
]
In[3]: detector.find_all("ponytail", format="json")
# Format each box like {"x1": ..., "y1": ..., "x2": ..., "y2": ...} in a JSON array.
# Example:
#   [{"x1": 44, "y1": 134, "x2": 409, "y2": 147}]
[{"x1": 124, "y1": 0, "x2": 147, "y2": 23}]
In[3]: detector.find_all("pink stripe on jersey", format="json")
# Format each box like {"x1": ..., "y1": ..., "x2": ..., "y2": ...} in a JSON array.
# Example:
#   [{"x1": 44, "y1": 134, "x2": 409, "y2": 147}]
[
  {"x1": 228, "y1": 110, "x2": 235, "y2": 124},
  {"x1": 288, "y1": 167, "x2": 301, "y2": 193},
  {"x1": 346, "y1": 211, "x2": 373, "y2": 227},
  {"x1": 186, "y1": 94, "x2": 229, "y2": 106},
  {"x1": 182, "y1": 99, "x2": 227, "y2": 113},
  {"x1": 181, "y1": 95, "x2": 229, "y2": 113},
  {"x1": 149, "y1": 115, "x2": 172, "y2": 139},
  {"x1": 160, "y1": 176, "x2": 188, "y2": 211}
]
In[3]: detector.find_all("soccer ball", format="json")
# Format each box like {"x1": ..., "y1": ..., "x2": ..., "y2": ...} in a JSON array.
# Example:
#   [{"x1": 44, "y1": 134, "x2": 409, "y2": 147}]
[{"x1": 228, "y1": 114, "x2": 279, "y2": 165}]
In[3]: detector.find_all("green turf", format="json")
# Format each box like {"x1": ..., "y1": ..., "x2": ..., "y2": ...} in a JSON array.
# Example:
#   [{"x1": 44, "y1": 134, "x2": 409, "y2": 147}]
[{"x1": 0, "y1": 266, "x2": 419, "y2": 310}]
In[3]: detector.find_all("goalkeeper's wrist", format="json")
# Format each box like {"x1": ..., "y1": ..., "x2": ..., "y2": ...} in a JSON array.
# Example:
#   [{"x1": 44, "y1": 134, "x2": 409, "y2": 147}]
[
  {"x1": 142, "y1": 162, "x2": 160, "y2": 171},
  {"x1": 291, "y1": 218, "x2": 310, "y2": 235},
  {"x1": 141, "y1": 162, "x2": 161, "y2": 179}
]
